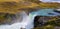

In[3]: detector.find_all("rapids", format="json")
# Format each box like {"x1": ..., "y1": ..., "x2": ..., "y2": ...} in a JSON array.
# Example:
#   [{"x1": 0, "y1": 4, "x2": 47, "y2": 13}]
[{"x1": 0, "y1": 9, "x2": 60, "y2": 29}]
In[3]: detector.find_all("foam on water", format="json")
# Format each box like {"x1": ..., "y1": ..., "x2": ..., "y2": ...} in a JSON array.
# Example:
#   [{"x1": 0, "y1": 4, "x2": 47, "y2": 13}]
[
  {"x1": 0, "y1": 9, "x2": 60, "y2": 29},
  {"x1": 0, "y1": 11, "x2": 35, "y2": 29}
]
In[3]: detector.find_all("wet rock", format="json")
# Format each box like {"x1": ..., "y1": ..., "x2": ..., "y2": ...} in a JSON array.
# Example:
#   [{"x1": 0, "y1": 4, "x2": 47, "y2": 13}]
[{"x1": 34, "y1": 16, "x2": 60, "y2": 27}]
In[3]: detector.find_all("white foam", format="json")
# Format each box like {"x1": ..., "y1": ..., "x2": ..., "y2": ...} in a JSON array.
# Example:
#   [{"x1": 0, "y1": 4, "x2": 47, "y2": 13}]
[{"x1": 0, "y1": 11, "x2": 34, "y2": 29}]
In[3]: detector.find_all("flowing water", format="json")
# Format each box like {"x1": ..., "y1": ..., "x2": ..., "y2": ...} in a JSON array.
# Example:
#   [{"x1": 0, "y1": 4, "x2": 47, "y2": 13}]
[
  {"x1": 0, "y1": 11, "x2": 34, "y2": 29},
  {"x1": 0, "y1": 9, "x2": 60, "y2": 29}
]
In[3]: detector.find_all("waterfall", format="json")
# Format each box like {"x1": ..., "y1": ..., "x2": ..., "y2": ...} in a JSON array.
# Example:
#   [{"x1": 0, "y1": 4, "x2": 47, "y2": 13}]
[
  {"x1": 0, "y1": 9, "x2": 60, "y2": 29},
  {"x1": 9, "y1": 11, "x2": 39, "y2": 29},
  {"x1": 0, "y1": 11, "x2": 35, "y2": 29},
  {"x1": 9, "y1": 11, "x2": 32, "y2": 29}
]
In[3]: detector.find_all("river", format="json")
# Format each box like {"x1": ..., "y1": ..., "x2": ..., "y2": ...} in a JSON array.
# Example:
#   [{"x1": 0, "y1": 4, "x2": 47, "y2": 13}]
[{"x1": 0, "y1": 9, "x2": 60, "y2": 29}]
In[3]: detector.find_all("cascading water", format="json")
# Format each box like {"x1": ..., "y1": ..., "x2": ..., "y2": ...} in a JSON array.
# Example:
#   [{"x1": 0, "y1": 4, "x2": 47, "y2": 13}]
[
  {"x1": 0, "y1": 9, "x2": 60, "y2": 29},
  {"x1": 0, "y1": 11, "x2": 35, "y2": 29},
  {"x1": 9, "y1": 11, "x2": 35, "y2": 29}
]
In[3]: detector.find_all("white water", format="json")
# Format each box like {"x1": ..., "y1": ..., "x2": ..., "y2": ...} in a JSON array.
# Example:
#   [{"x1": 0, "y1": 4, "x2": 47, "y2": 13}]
[
  {"x1": 0, "y1": 11, "x2": 36, "y2": 29},
  {"x1": 0, "y1": 9, "x2": 60, "y2": 29}
]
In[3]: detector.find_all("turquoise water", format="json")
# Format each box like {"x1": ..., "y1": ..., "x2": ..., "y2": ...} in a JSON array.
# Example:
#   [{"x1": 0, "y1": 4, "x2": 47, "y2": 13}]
[
  {"x1": 29, "y1": 9, "x2": 60, "y2": 29},
  {"x1": 0, "y1": 11, "x2": 33, "y2": 29},
  {"x1": 30, "y1": 9, "x2": 60, "y2": 16},
  {"x1": 0, "y1": 9, "x2": 60, "y2": 29}
]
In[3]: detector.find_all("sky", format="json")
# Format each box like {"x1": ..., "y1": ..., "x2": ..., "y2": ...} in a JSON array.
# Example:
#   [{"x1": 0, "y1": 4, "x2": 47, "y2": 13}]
[{"x1": 40, "y1": 0, "x2": 60, "y2": 3}]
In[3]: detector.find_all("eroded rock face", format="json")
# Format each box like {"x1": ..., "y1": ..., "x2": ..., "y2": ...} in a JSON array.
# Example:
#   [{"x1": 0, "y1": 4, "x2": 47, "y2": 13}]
[
  {"x1": 34, "y1": 16, "x2": 60, "y2": 27},
  {"x1": 0, "y1": 13, "x2": 15, "y2": 25},
  {"x1": 0, "y1": 13, "x2": 20, "y2": 25},
  {"x1": 0, "y1": 11, "x2": 28, "y2": 25}
]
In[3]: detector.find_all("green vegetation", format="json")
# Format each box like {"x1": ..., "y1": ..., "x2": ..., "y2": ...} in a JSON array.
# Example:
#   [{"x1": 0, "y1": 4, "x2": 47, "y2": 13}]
[
  {"x1": 34, "y1": 16, "x2": 60, "y2": 29},
  {"x1": 34, "y1": 25, "x2": 54, "y2": 29},
  {"x1": 0, "y1": 0, "x2": 60, "y2": 14},
  {"x1": 0, "y1": 0, "x2": 60, "y2": 29}
]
